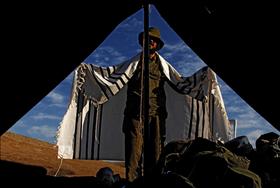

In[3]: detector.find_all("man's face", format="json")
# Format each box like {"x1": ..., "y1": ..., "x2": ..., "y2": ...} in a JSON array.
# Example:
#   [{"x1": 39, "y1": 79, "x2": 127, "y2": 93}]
[{"x1": 149, "y1": 37, "x2": 158, "y2": 52}]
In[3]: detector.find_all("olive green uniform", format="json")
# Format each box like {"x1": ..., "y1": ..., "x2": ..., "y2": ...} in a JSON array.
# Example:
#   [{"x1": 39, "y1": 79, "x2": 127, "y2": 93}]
[{"x1": 123, "y1": 55, "x2": 167, "y2": 182}]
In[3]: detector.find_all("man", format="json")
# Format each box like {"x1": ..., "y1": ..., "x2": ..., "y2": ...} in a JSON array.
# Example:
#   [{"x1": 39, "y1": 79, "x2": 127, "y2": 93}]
[{"x1": 122, "y1": 27, "x2": 167, "y2": 182}]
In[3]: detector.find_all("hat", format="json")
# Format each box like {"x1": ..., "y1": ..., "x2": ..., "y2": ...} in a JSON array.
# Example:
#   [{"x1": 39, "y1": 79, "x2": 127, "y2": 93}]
[{"x1": 138, "y1": 27, "x2": 164, "y2": 50}]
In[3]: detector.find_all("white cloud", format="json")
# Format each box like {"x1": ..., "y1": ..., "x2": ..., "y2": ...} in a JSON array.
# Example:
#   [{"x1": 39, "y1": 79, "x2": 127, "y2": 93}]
[
  {"x1": 48, "y1": 103, "x2": 67, "y2": 108},
  {"x1": 27, "y1": 125, "x2": 57, "y2": 138},
  {"x1": 218, "y1": 80, "x2": 235, "y2": 95},
  {"x1": 226, "y1": 106, "x2": 245, "y2": 114},
  {"x1": 46, "y1": 91, "x2": 64, "y2": 104},
  {"x1": 164, "y1": 42, "x2": 197, "y2": 55},
  {"x1": 230, "y1": 107, "x2": 265, "y2": 130},
  {"x1": 9, "y1": 120, "x2": 27, "y2": 133},
  {"x1": 85, "y1": 46, "x2": 127, "y2": 66},
  {"x1": 118, "y1": 17, "x2": 143, "y2": 30},
  {"x1": 232, "y1": 105, "x2": 280, "y2": 146},
  {"x1": 30, "y1": 112, "x2": 61, "y2": 121},
  {"x1": 163, "y1": 42, "x2": 188, "y2": 53},
  {"x1": 12, "y1": 120, "x2": 26, "y2": 128},
  {"x1": 161, "y1": 42, "x2": 206, "y2": 76}
]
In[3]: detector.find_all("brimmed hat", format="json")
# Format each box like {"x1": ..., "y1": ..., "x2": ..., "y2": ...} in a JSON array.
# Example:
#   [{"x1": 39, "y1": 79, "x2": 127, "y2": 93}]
[{"x1": 138, "y1": 27, "x2": 164, "y2": 50}]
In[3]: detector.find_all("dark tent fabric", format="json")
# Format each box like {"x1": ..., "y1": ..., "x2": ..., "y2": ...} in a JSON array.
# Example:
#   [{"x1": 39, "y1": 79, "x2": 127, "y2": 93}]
[{"x1": 1, "y1": 0, "x2": 279, "y2": 135}]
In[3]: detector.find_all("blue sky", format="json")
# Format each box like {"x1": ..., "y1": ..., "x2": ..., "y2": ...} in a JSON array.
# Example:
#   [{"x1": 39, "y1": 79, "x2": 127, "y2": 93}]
[{"x1": 9, "y1": 5, "x2": 279, "y2": 147}]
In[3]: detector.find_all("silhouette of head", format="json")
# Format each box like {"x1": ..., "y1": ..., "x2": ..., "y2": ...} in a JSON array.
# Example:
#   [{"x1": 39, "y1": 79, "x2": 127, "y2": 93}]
[{"x1": 96, "y1": 167, "x2": 115, "y2": 186}]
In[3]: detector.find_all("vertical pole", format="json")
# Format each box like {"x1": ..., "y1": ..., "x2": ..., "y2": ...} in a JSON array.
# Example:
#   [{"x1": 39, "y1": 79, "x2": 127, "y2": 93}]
[{"x1": 143, "y1": 0, "x2": 151, "y2": 178}]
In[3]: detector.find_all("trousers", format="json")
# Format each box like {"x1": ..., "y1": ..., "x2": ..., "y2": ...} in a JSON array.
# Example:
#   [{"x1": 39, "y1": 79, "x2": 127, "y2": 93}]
[{"x1": 123, "y1": 115, "x2": 166, "y2": 182}]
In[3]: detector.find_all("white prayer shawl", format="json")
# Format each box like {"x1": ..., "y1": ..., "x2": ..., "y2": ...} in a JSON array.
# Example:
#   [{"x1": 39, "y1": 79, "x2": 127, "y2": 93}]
[{"x1": 56, "y1": 53, "x2": 231, "y2": 160}]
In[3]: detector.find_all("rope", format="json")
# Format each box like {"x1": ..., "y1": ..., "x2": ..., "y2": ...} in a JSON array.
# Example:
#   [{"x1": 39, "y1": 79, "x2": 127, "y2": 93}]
[{"x1": 54, "y1": 155, "x2": 64, "y2": 177}]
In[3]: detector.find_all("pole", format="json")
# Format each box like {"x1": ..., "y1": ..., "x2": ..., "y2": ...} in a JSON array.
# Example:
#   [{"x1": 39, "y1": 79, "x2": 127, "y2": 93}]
[{"x1": 142, "y1": 0, "x2": 151, "y2": 178}]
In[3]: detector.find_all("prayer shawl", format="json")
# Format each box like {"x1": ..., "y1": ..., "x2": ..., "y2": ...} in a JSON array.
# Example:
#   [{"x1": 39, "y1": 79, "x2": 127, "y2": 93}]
[{"x1": 56, "y1": 53, "x2": 231, "y2": 160}]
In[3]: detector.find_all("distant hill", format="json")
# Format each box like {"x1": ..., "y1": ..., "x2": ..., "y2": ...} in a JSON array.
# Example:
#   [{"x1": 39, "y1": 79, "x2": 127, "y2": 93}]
[{"x1": 0, "y1": 131, "x2": 125, "y2": 177}]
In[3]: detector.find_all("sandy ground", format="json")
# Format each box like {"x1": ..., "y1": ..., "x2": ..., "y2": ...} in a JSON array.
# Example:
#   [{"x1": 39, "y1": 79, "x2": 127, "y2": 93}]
[{"x1": 0, "y1": 132, "x2": 125, "y2": 177}]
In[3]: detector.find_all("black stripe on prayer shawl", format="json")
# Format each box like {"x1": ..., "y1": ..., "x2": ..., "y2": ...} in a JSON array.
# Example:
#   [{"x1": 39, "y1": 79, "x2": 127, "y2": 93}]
[
  {"x1": 109, "y1": 66, "x2": 126, "y2": 86},
  {"x1": 211, "y1": 95, "x2": 215, "y2": 138},
  {"x1": 116, "y1": 79, "x2": 124, "y2": 89},
  {"x1": 80, "y1": 100, "x2": 90, "y2": 159},
  {"x1": 85, "y1": 101, "x2": 91, "y2": 159},
  {"x1": 111, "y1": 64, "x2": 130, "y2": 86},
  {"x1": 202, "y1": 102, "x2": 206, "y2": 138},
  {"x1": 107, "y1": 67, "x2": 122, "y2": 90},
  {"x1": 99, "y1": 66, "x2": 106, "y2": 77},
  {"x1": 73, "y1": 91, "x2": 84, "y2": 159},
  {"x1": 177, "y1": 77, "x2": 192, "y2": 93},
  {"x1": 90, "y1": 65, "x2": 109, "y2": 100},
  {"x1": 195, "y1": 100, "x2": 200, "y2": 139},
  {"x1": 191, "y1": 74, "x2": 197, "y2": 95},
  {"x1": 102, "y1": 67, "x2": 120, "y2": 92},
  {"x1": 90, "y1": 106, "x2": 98, "y2": 160},
  {"x1": 120, "y1": 75, "x2": 126, "y2": 85},
  {"x1": 112, "y1": 72, "x2": 130, "y2": 86},
  {"x1": 106, "y1": 67, "x2": 120, "y2": 89},
  {"x1": 110, "y1": 74, "x2": 126, "y2": 86},
  {"x1": 107, "y1": 66, "x2": 114, "y2": 75},
  {"x1": 73, "y1": 91, "x2": 80, "y2": 158},
  {"x1": 194, "y1": 83, "x2": 203, "y2": 100},
  {"x1": 99, "y1": 67, "x2": 115, "y2": 96},
  {"x1": 188, "y1": 98, "x2": 194, "y2": 138},
  {"x1": 106, "y1": 67, "x2": 111, "y2": 77},
  {"x1": 180, "y1": 74, "x2": 197, "y2": 95},
  {"x1": 85, "y1": 101, "x2": 94, "y2": 159},
  {"x1": 123, "y1": 72, "x2": 130, "y2": 81},
  {"x1": 97, "y1": 105, "x2": 103, "y2": 160},
  {"x1": 79, "y1": 95, "x2": 88, "y2": 159}
]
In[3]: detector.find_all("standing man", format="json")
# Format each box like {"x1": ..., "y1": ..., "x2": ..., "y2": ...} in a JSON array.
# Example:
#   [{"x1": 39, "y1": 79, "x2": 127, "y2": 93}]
[{"x1": 122, "y1": 27, "x2": 167, "y2": 182}]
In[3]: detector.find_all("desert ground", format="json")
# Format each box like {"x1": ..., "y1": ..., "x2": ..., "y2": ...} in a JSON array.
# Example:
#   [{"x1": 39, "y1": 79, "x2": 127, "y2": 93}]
[{"x1": 0, "y1": 131, "x2": 125, "y2": 178}]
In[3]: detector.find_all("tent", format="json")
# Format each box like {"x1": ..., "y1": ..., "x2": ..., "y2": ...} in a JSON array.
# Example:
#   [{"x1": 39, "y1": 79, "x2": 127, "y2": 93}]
[{"x1": 1, "y1": 1, "x2": 279, "y2": 136}]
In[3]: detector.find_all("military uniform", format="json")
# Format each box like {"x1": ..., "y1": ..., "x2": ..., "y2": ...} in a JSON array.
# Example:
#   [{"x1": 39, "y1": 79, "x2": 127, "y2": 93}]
[{"x1": 123, "y1": 54, "x2": 167, "y2": 182}]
